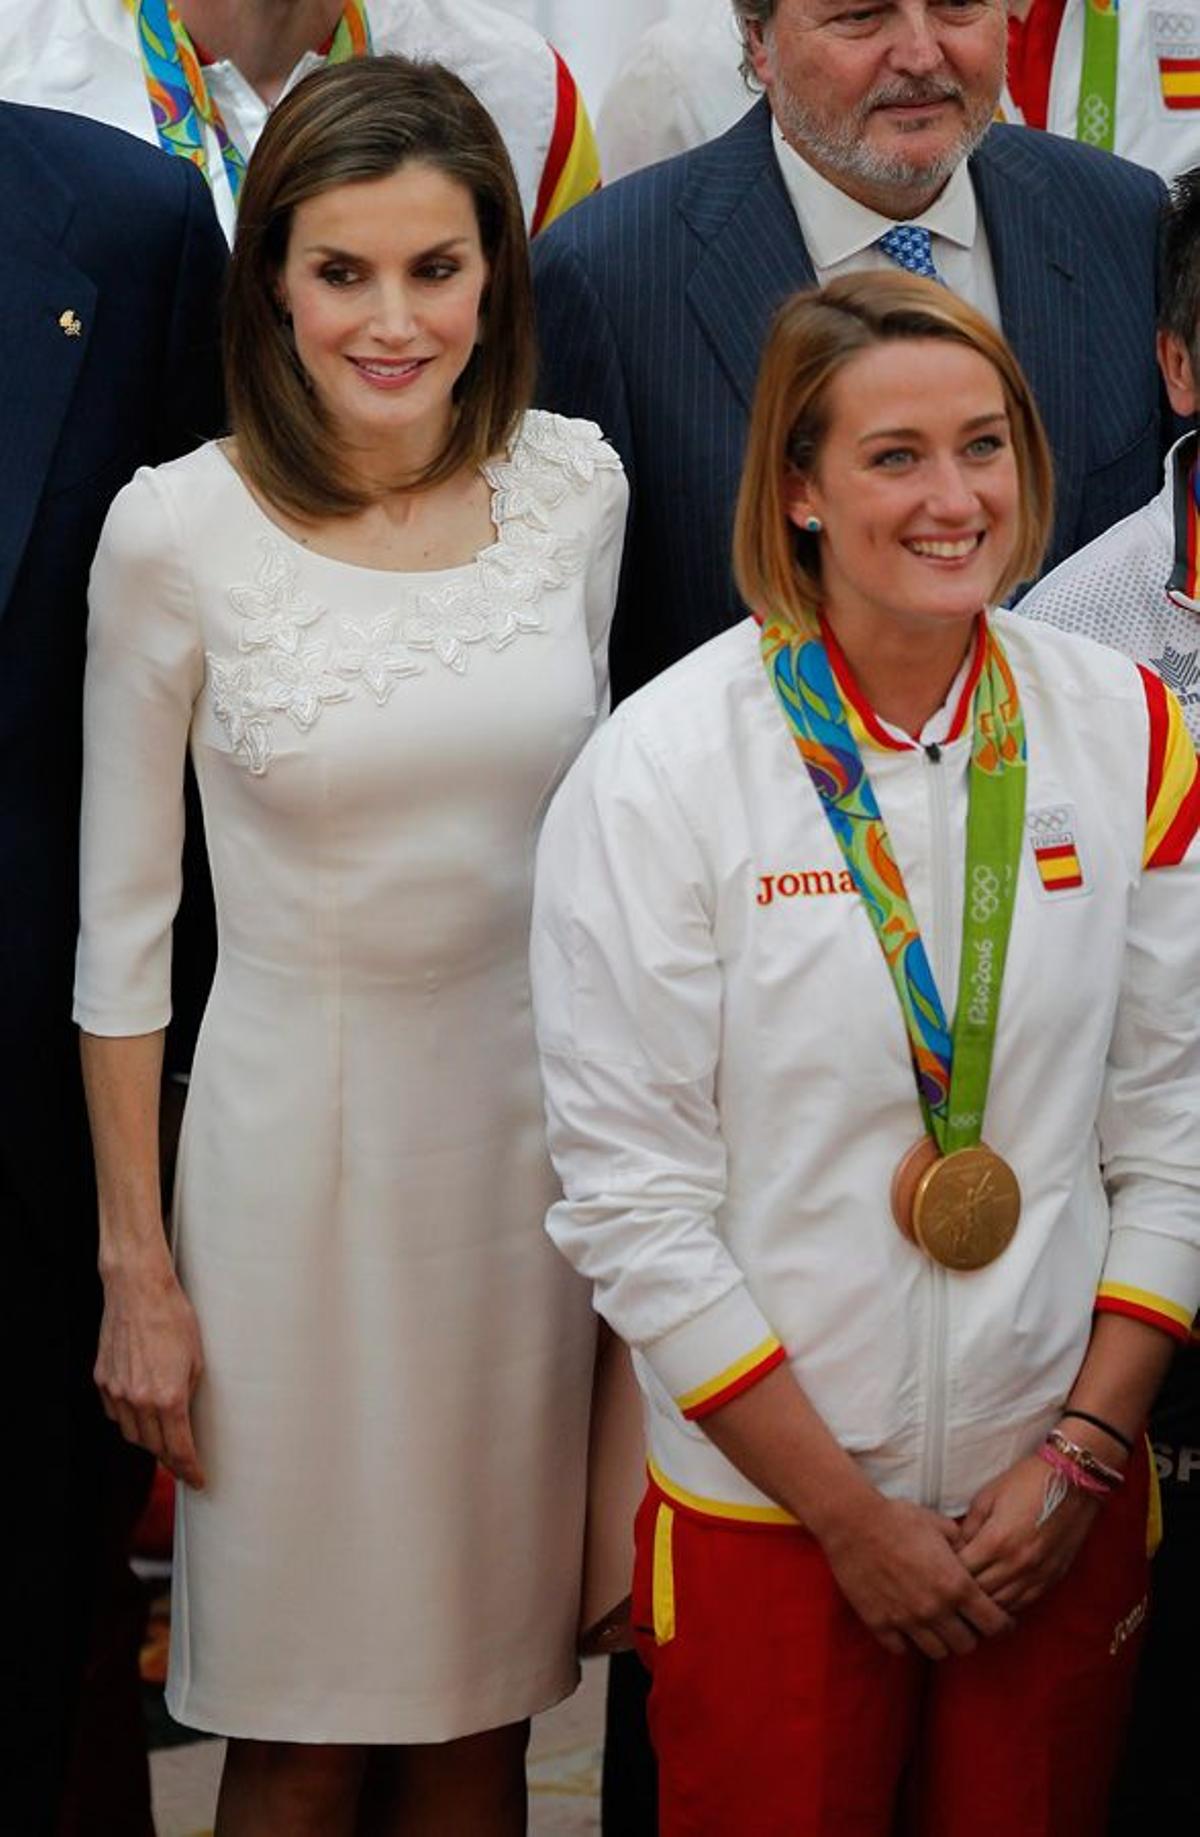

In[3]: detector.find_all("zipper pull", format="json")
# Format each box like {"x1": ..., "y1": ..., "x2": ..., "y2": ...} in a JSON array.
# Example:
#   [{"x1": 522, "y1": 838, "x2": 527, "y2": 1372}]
[{"x1": 924, "y1": 742, "x2": 942, "y2": 764}]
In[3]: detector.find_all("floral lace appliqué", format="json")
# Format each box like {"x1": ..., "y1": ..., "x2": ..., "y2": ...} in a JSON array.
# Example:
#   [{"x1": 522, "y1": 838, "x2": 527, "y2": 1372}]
[{"x1": 208, "y1": 413, "x2": 619, "y2": 772}]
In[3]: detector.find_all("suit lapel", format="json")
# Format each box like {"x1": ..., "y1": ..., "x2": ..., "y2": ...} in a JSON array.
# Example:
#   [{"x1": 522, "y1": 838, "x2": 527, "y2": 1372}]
[
  {"x1": 971, "y1": 128, "x2": 1085, "y2": 555},
  {"x1": 0, "y1": 109, "x2": 96, "y2": 623},
  {"x1": 679, "y1": 100, "x2": 816, "y2": 412}
]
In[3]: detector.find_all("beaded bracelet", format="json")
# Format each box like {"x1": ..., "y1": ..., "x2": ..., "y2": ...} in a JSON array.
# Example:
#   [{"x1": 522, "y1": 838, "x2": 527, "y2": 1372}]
[
  {"x1": 1037, "y1": 1441, "x2": 1113, "y2": 1499},
  {"x1": 1044, "y1": 1428, "x2": 1125, "y2": 1492}
]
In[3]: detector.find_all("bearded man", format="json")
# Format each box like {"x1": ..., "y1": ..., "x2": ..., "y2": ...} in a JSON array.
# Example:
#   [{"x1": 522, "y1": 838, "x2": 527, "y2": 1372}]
[{"x1": 534, "y1": 0, "x2": 1169, "y2": 705}]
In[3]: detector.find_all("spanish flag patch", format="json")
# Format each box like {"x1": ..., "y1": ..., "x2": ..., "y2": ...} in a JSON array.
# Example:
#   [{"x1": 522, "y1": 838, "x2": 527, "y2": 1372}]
[
  {"x1": 1027, "y1": 804, "x2": 1089, "y2": 899},
  {"x1": 1033, "y1": 841, "x2": 1084, "y2": 892},
  {"x1": 1159, "y1": 57, "x2": 1200, "y2": 113}
]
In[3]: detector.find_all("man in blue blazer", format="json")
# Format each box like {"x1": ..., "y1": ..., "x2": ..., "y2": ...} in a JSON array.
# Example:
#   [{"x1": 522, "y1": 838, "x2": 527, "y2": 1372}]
[
  {"x1": 0, "y1": 101, "x2": 225, "y2": 1833},
  {"x1": 534, "y1": 0, "x2": 1167, "y2": 706}
]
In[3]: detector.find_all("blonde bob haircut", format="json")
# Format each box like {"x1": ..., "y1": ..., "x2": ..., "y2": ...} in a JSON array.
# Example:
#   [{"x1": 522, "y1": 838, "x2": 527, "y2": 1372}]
[
  {"x1": 733, "y1": 271, "x2": 1055, "y2": 631},
  {"x1": 226, "y1": 56, "x2": 535, "y2": 521}
]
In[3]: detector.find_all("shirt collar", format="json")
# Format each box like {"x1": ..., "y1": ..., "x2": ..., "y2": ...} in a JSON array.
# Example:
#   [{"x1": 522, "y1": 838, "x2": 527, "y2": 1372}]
[
  {"x1": 770, "y1": 118, "x2": 978, "y2": 269},
  {"x1": 822, "y1": 614, "x2": 987, "y2": 753}
]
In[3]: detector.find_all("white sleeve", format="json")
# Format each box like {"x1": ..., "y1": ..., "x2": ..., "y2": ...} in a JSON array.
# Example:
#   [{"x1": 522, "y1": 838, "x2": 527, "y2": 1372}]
[
  {"x1": 1096, "y1": 689, "x2": 1200, "y2": 1340},
  {"x1": 531, "y1": 717, "x2": 783, "y2": 1419},
  {"x1": 74, "y1": 468, "x2": 203, "y2": 1036},
  {"x1": 582, "y1": 449, "x2": 628, "y2": 719}
]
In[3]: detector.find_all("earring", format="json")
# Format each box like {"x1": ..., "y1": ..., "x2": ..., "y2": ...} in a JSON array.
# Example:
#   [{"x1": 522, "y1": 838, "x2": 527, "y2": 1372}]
[{"x1": 803, "y1": 515, "x2": 822, "y2": 534}]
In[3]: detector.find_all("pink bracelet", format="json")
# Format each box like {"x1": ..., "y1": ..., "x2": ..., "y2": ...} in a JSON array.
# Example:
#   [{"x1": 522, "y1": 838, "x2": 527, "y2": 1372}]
[
  {"x1": 1045, "y1": 1427, "x2": 1125, "y2": 1490},
  {"x1": 1037, "y1": 1442, "x2": 1112, "y2": 1499}
]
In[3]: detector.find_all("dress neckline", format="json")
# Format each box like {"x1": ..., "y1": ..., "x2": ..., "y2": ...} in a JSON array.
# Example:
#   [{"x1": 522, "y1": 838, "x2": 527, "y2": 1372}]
[{"x1": 212, "y1": 439, "x2": 504, "y2": 581}]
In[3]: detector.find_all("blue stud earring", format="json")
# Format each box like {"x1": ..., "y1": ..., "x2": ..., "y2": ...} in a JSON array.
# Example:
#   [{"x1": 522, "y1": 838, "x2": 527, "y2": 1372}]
[{"x1": 803, "y1": 515, "x2": 822, "y2": 534}]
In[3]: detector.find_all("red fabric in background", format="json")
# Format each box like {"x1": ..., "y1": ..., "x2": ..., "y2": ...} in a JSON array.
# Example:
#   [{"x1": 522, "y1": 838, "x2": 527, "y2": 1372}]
[
  {"x1": 131, "y1": 1461, "x2": 175, "y2": 1561},
  {"x1": 1008, "y1": 0, "x2": 1069, "y2": 131}
]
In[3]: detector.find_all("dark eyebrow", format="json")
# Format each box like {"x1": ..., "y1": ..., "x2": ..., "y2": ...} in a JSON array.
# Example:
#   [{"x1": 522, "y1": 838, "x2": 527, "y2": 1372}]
[
  {"x1": 302, "y1": 237, "x2": 472, "y2": 261},
  {"x1": 856, "y1": 411, "x2": 1009, "y2": 445}
]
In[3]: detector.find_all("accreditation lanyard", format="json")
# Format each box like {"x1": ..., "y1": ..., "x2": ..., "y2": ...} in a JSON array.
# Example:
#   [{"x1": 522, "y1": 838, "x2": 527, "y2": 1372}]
[
  {"x1": 131, "y1": 0, "x2": 373, "y2": 204},
  {"x1": 759, "y1": 615, "x2": 1027, "y2": 1154},
  {"x1": 1077, "y1": 0, "x2": 1119, "y2": 152}
]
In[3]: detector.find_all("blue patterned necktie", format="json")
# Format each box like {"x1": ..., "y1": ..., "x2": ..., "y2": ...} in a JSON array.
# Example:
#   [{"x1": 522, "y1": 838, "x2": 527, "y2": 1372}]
[{"x1": 877, "y1": 223, "x2": 943, "y2": 283}]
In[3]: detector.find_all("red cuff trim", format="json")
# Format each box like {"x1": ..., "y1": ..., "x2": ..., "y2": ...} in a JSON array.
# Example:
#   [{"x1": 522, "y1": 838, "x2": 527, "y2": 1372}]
[
  {"x1": 678, "y1": 1340, "x2": 787, "y2": 1422},
  {"x1": 1095, "y1": 1294, "x2": 1193, "y2": 1345}
]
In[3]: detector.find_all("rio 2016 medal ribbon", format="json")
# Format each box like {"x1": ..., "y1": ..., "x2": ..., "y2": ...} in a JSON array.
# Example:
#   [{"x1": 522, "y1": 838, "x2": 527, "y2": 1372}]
[
  {"x1": 132, "y1": 0, "x2": 372, "y2": 203},
  {"x1": 760, "y1": 611, "x2": 1023, "y2": 1271}
]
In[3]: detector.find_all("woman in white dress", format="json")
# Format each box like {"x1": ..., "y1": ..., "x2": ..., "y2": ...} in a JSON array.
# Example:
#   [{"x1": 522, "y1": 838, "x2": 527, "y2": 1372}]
[{"x1": 74, "y1": 57, "x2": 626, "y2": 1837}]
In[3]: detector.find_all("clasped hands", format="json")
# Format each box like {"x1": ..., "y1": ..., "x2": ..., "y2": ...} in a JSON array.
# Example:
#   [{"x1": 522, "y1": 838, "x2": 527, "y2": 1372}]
[{"x1": 821, "y1": 1454, "x2": 1102, "y2": 1662}]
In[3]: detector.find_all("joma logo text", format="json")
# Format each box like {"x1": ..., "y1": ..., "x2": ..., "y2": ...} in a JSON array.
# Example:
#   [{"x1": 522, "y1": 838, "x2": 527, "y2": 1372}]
[{"x1": 757, "y1": 869, "x2": 857, "y2": 905}]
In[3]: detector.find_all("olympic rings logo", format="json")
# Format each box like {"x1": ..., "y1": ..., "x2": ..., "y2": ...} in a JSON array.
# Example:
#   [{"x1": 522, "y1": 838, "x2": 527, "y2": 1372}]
[
  {"x1": 1152, "y1": 14, "x2": 1199, "y2": 42},
  {"x1": 1028, "y1": 806, "x2": 1069, "y2": 836},
  {"x1": 970, "y1": 865, "x2": 1000, "y2": 923},
  {"x1": 1078, "y1": 94, "x2": 1112, "y2": 146}
]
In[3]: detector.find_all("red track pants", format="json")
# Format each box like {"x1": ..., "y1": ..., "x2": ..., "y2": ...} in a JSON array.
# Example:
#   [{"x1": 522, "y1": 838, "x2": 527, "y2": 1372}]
[{"x1": 632, "y1": 1452, "x2": 1150, "y2": 1837}]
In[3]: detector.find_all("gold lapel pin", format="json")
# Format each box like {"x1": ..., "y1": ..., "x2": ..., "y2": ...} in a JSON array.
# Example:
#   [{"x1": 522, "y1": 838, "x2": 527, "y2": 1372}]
[{"x1": 58, "y1": 309, "x2": 83, "y2": 338}]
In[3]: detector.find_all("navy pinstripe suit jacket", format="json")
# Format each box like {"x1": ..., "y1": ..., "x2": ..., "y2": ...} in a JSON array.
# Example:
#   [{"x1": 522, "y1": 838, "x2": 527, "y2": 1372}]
[{"x1": 533, "y1": 100, "x2": 1167, "y2": 702}]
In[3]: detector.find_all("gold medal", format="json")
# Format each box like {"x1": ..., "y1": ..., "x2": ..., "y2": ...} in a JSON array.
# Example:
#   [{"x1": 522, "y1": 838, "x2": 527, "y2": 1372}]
[{"x1": 909, "y1": 1144, "x2": 1021, "y2": 1270}]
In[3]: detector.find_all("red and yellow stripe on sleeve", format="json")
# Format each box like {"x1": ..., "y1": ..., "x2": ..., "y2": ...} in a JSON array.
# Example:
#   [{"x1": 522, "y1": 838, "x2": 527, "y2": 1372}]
[
  {"x1": 1096, "y1": 1281, "x2": 1196, "y2": 1344},
  {"x1": 674, "y1": 1336, "x2": 787, "y2": 1422},
  {"x1": 1139, "y1": 665, "x2": 1200, "y2": 869},
  {"x1": 531, "y1": 47, "x2": 601, "y2": 235}
]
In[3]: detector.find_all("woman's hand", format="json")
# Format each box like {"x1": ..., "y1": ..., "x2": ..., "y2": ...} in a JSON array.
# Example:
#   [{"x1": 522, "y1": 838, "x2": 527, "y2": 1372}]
[
  {"x1": 96, "y1": 1256, "x2": 206, "y2": 1490},
  {"x1": 957, "y1": 1454, "x2": 1101, "y2": 1613},
  {"x1": 819, "y1": 1494, "x2": 1015, "y2": 1660}
]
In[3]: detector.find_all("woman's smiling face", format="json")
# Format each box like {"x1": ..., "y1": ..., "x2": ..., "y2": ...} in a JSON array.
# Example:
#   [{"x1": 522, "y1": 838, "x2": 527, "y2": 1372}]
[
  {"x1": 277, "y1": 160, "x2": 489, "y2": 478},
  {"x1": 785, "y1": 337, "x2": 1020, "y2": 641}
]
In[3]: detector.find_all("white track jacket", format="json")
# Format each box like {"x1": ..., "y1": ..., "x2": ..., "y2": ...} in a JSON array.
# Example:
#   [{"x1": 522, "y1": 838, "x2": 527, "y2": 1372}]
[{"x1": 531, "y1": 612, "x2": 1200, "y2": 1524}]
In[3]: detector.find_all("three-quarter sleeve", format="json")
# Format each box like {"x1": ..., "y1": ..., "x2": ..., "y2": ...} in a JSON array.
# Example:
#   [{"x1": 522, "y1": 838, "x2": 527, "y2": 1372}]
[
  {"x1": 1096, "y1": 670, "x2": 1200, "y2": 1341},
  {"x1": 74, "y1": 469, "x2": 203, "y2": 1036},
  {"x1": 531, "y1": 716, "x2": 784, "y2": 1418}
]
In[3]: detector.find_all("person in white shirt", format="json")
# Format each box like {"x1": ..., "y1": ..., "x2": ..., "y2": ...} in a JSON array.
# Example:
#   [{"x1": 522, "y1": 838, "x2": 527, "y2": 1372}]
[
  {"x1": 0, "y1": 0, "x2": 600, "y2": 241},
  {"x1": 1019, "y1": 166, "x2": 1200, "y2": 1835},
  {"x1": 1022, "y1": 169, "x2": 1200, "y2": 714},
  {"x1": 532, "y1": 270, "x2": 1200, "y2": 1837},
  {"x1": 1006, "y1": 0, "x2": 1200, "y2": 182}
]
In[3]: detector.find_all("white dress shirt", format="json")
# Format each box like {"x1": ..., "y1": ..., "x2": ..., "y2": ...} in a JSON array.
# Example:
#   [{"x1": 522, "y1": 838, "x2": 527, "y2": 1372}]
[{"x1": 772, "y1": 121, "x2": 1001, "y2": 328}]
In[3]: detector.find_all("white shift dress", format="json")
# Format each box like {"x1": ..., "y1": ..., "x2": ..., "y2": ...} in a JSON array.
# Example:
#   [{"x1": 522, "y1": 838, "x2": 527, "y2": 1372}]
[{"x1": 74, "y1": 411, "x2": 628, "y2": 1742}]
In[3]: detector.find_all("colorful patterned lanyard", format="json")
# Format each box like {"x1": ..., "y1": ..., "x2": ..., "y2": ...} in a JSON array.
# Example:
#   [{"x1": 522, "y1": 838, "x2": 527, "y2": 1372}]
[
  {"x1": 759, "y1": 615, "x2": 1026, "y2": 1154},
  {"x1": 132, "y1": 0, "x2": 373, "y2": 203},
  {"x1": 1077, "y1": 0, "x2": 1119, "y2": 152}
]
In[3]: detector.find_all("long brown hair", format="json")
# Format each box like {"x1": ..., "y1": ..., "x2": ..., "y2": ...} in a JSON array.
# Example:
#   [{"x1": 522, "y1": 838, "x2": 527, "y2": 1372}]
[
  {"x1": 225, "y1": 56, "x2": 536, "y2": 520},
  {"x1": 733, "y1": 272, "x2": 1055, "y2": 630}
]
